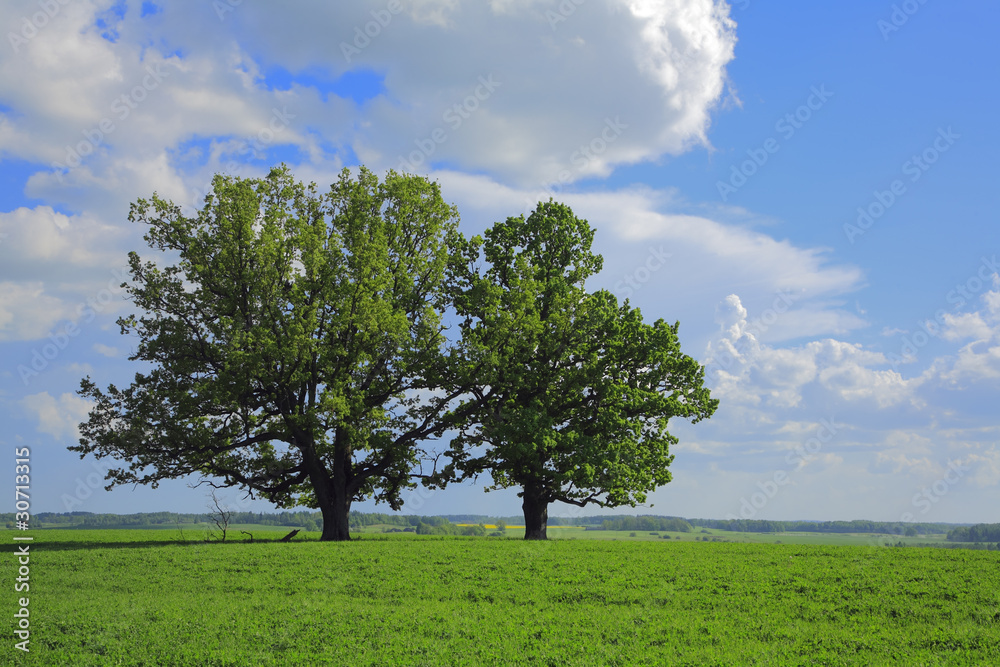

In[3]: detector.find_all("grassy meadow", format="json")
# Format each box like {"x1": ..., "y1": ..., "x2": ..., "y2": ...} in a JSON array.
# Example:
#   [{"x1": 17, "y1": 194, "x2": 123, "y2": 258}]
[{"x1": 5, "y1": 527, "x2": 1000, "y2": 665}]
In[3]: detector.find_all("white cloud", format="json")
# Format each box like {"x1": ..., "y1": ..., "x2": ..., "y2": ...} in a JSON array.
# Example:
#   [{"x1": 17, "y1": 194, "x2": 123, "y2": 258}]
[
  {"x1": 811, "y1": 340, "x2": 915, "y2": 408},
  {"x1": 0, "y1": 0, "x2": 740, "y2": 236},
  {"x1": 6, "y1": 1, "x2": 735, "y2": 191},
  {"x1": 869, "y1": 431, "x2": 937, "y2": 476},
  {"x1": 65, "y1": 362, "x2": 95, "y2": 376},
  {"x1": 20, "y1": 391, "x2": 93, "y2": 442},
  {"x1": 0, "y1": 205, "x2": 134, "y2": 343},
  {"x1": 703, "y1": 294, "x2": 915, "y2": 410},
  {"x1": 964, "y1": 449, "x2": 1000, "y2": 488},
  {"x1": 346, "y1": 0, "x2": 738, "y2": 185},
  {"x1": 92, "y1": 343, "x2": 118, "y2": 357},
  {"x1": 0, "y1": 206, "x2": 127, "y2": 280},
  {"x1": 0, "y1": 0, "x2": 132, "y2": 163},
  {"x1": 933, "y1": 281, "x2": 1000, "y2": 384},
  {"x1": 715, "y1": 293, "x2": 747, "y2": 339},
  {"x1": 941, "y1": 342, "x2": 1000, "y2": 384},
  {"x1": 0, "y1": 281, "x2": 76, "y2": 342},
  {"x1": 606, "y1": 191, "x2": 863, "y2": 299},
  {"x1": 407, "y1": 0, "x2": 464, "y2": 27},
  {"x1": 669, "y1": 286, "x2": 1000, "y2": 522},
  {"x1": 941, "y1": 312, "x2": 993, "y2": 342}
]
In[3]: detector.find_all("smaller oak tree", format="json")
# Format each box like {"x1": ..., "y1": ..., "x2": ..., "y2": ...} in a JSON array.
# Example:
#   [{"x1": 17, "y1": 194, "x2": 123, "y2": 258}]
[{"x1": 445, "y1": 201, "x2": 718, "y2": 539}]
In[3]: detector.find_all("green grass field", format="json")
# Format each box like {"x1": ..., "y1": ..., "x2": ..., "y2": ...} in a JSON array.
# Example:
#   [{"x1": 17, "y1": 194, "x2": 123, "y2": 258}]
[{"x1": 6, "y1": 528, "x2": 1000, "y2": 665}]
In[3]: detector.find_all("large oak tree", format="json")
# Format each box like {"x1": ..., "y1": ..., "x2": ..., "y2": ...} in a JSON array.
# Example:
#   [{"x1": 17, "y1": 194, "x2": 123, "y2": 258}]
[
  {"x1": 74, "y1": 166, "x2": 467, "y2": 541},
  {"x1": 445, "y1": 201, "x2": 718, "y2": 539}
]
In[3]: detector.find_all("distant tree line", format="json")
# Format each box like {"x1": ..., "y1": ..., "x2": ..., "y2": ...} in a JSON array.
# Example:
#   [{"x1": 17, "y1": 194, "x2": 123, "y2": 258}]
[
  {"x1": 946, "y1": 523, "x2": 1000, "y2": 542},
  {"x1": 348, "y1": 514, "x2": 509, "y2": 536},
  {"x1": 688, "y1": 518, "x2": 955, "y2": 535},
  {"x1": 591, "y1": 516, "x2": 693, "y2": 532},
  {"x1": 349, "y1": 512, "x2": 509, "y2": 530},
  {"x1": 437, "y1": 515, "x2": 609, "y2": 527},
  {"x1": 414, "y1": 518, "x2": 501, "y2": 537},
  {"x1": 688, "y1": 519, "x2": 788, "y2": 533}
]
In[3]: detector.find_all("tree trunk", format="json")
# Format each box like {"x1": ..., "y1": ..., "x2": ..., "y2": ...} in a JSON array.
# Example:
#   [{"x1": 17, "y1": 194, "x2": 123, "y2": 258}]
[
  {"x1": 313, "y1": 436, "x2": 353, "y2": 541},
  {"x1": 318, "y1": 487, "x2": 351, "y2": 541},
  {"x1": 521, "y1": 481, "x2": 549, "y2": 540}
]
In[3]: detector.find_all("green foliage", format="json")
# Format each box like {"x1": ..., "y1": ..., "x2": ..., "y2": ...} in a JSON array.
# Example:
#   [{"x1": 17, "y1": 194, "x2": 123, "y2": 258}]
[
  {"x1": 11, "y1": 530, "x2": 1000, "y2": 664},
  {"x1": 462, "y1": 523, "x2": 489, "y2": 537},
  {"x1": 72, "y1": 166, "x2": 463, "y2": 539},
  {"x1": 415, "y1": 521, "x2": 451, "y2": 536},
  {"x1": 948, "y1": 523, "x2": 1000, "y2": 542},
  {"x1": 445, "y1": 200, "x2": 718, "y2": 518},
  {"x1": 598, "y1": 516, "x2": 692, "y2": 532}
]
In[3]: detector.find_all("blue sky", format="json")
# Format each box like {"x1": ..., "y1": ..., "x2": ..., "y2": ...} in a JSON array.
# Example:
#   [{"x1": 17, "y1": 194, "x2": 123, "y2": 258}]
[{"x1": 1, "y1": 0, "x2": 998, "y2": 524}]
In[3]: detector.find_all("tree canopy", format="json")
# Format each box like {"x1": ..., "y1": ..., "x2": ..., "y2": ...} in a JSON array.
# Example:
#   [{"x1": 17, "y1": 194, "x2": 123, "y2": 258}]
[
  {"x1": 444, "y1": 201, "x2": 718, "y2": 539},
  {"x1": 75, "y1": 165, "x2": 465, "y2": 540}
]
